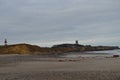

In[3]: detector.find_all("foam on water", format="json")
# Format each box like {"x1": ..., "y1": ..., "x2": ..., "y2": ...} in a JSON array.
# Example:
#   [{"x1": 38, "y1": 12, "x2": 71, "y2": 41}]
[
  {"x1": 86, "y1": 49, "x2": 120, "y2": 54},
  {"x1": 60, "y1": 49, "x2": 120, "y2": 58}
]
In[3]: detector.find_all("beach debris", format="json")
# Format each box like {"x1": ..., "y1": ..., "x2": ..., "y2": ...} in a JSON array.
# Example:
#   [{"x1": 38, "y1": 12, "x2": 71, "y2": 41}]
[{"x1": 113, "y1": 55, "x2": 119, "y2": 58}]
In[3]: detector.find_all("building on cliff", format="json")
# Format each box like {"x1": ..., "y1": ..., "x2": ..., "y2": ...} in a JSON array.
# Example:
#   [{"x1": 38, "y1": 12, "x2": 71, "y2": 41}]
[{"x1": 52, "y1": 40, "x2": 84, "y2": 48}]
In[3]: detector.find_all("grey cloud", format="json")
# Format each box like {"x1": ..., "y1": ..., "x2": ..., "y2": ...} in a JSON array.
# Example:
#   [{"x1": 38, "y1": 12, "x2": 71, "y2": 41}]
[{"x1": 0, "y1": 0, "x2": 120, "y2": 47}]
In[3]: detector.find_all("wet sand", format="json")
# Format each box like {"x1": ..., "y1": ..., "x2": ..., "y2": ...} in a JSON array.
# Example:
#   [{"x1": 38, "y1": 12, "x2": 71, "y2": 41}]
[{"x1": 0, "y1": 55, "x2": 120, "y2": 80}]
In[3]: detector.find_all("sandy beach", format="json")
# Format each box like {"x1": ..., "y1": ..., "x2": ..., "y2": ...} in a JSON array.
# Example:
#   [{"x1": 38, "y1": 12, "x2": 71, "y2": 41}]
[{"x1": 0, "y1": 54, "x2": 120, "y2": 80}]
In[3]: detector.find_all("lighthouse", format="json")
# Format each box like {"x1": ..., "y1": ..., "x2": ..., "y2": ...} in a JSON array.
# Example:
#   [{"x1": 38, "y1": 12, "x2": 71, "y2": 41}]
[
  {"x1": 4, "y1": 39, "x2": 7, "y2": 46},
  {"x1": 75, "y1": 40, "x2": 78, "y2": 45}
]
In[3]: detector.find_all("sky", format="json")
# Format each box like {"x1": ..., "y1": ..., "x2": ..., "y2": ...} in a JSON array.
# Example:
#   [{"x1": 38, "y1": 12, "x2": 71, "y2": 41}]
[{"x1": 0, "y1": 0, "x2": 120, "y2": 47}]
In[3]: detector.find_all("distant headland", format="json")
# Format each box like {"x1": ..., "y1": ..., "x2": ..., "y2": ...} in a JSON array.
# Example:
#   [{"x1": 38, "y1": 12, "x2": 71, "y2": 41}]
[{"x1": 0, "y1": 40, "x2": 119, "y2": 55}]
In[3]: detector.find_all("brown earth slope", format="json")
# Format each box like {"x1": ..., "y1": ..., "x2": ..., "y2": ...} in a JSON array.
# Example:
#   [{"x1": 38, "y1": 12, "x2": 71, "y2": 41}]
[
  {"x1": 0, "y1": 44, "x2": 45, "y2": 55},
  {"x1": 0, "y1": 43, "x2": 119, "y2": 55},
  {"x1": 0, "y1": 43, "x2": 75, "y2": 55}
]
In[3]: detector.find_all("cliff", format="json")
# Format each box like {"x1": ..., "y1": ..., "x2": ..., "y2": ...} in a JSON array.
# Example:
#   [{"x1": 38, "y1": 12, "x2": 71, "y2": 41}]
[
  {"x1": 52, "y1": 44, "x2": 119, "y2": 52},
  {"x1": 0, "y1": 44, "x2": 51, "y2": 55},
  {"x1": 0, "y1": 43, "x2": 76, "y2": 55},
  {"x1": 0, "y1": 43, "x2": 119, "y2": 55}
]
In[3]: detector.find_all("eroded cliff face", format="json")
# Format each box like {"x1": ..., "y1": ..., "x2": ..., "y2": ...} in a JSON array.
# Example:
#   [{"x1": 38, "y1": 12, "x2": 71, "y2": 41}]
[
  {"x1": 0, "y1": 44, "x2": 77, "y2": 55},
  {"x1": 0, "y1": 43, "x2": 119, "y2": 55},
  {"x1": 0, "y1": 43, "x2": 71, "y2": 55},
  {"x1": 0, "y1": 44, "x2": 42, "y2": 54}
]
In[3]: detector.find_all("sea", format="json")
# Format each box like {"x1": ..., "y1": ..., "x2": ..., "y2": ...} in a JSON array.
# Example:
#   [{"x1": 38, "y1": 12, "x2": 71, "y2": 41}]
[
  {"x1": 60, "y1": 49, "x2": 120, "y2": 58},
  {"x1": 0, "y1": 49, "x2": 120, "y2": 61}
]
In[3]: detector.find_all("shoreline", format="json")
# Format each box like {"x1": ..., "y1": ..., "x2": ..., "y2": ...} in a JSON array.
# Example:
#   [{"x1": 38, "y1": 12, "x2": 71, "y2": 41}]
[{"x1": 0, "y1": 53, "x2": 120, "y2": 80}]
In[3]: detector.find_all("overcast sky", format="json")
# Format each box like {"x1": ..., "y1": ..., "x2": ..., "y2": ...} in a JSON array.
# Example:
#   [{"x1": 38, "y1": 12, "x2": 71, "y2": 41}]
[{"x1": 0, "y1": 0, "x2": 120, "y2": 47}]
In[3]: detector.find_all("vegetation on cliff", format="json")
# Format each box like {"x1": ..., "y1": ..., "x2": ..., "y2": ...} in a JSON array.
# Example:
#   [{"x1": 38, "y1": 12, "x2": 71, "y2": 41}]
[
  {"x1": 0, "y1": 43, "x2": 119, "y2": 55},
  {"x1": 0, "y1": 44, "x2": 39, "y2": 54},
  {"x1": 0, "y1": 43, "x2": 78, "y2": 55},
  {"x1": 52, "y1": 43, "x2": 119, "y2": 52}
]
